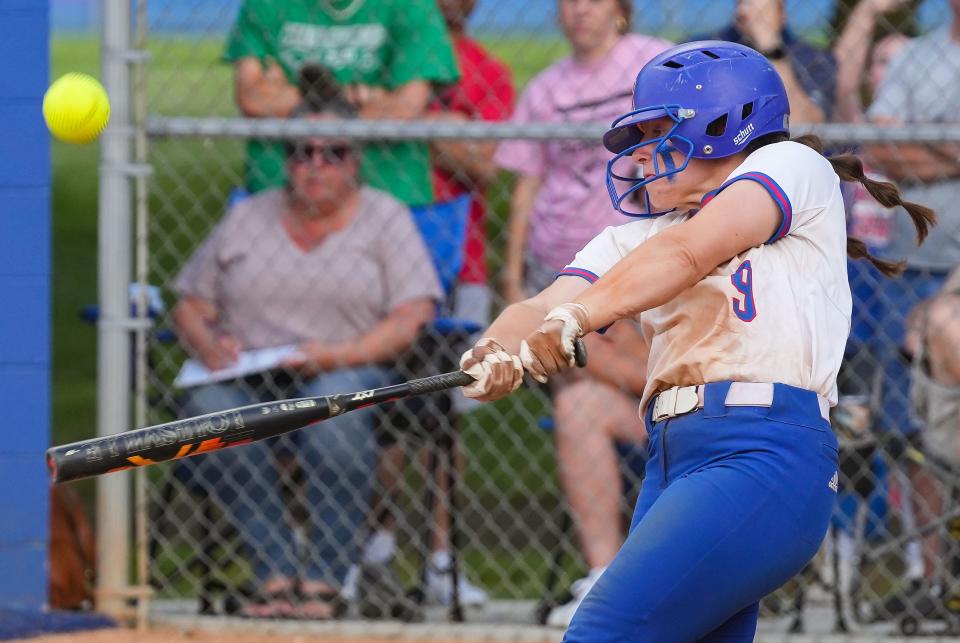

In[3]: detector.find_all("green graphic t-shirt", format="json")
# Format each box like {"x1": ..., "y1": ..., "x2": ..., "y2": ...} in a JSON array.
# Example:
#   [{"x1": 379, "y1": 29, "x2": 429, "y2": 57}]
[{"x1": 225, "y1": 0, "x2": 460, "y2": 205}]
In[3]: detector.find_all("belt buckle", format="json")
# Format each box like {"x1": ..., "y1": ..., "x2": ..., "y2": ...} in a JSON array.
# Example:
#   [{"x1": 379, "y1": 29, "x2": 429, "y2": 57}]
[{"x1": 653, "y1": 386, "x2": 700, "y2": 422}]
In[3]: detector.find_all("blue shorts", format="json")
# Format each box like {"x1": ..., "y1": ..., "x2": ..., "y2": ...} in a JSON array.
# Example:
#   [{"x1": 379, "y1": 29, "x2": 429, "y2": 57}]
[{"x1": 564, "y1": 382, "x2": 839, "y2": 642}]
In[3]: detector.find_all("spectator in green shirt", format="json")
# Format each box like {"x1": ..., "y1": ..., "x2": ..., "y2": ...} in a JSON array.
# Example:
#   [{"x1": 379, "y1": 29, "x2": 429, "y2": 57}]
[{"x1": 225, "y1": 0, "x2": 460, "y2": 206}]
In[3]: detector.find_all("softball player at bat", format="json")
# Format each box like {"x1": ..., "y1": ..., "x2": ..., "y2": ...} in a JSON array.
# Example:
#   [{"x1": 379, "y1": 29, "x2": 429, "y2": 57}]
[{"x1": 460, "y1": 40, "x2": 936, "y2": 641}]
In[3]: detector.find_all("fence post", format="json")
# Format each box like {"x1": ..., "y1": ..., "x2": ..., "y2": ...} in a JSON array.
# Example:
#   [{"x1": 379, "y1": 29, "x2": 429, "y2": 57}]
[{"x1": 97, "y1": 0, "x2": 134, "y2": 618}]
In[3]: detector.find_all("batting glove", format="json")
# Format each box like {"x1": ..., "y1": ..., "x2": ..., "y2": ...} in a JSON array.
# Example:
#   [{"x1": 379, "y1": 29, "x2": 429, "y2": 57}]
[
  {"x1": 520, "y1": 303, "x2": 590, "y2": 383},
  {"x1": 459, "y1": 337, "x2": 524, "y2": 401}
]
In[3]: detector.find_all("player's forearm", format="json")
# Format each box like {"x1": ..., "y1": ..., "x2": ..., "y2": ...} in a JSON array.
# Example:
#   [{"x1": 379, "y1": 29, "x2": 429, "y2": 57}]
[
  {"x1": 331, "y1": 299, "x2": 435, "y2": 367},
  {"x1": 574, "y1": 232, "x2": 703, "y2": 332},
  {"x1": 484, "y1": 300, "x2": 554, "y2": 354}
]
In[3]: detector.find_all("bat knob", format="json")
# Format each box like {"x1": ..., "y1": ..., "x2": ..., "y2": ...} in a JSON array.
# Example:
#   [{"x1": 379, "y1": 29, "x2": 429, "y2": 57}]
[
  {"x1": 47, "y1": 453, "x2": 59, "y2": 484},
  {"x1": 573, "y1": 338, "x2": 588, "y2": 368}
]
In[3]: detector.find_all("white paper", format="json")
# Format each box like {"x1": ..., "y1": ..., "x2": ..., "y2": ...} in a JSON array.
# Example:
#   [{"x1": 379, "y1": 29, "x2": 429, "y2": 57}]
[{"x1": 174, "y1": 344, "x2": 300, "y2": 388}]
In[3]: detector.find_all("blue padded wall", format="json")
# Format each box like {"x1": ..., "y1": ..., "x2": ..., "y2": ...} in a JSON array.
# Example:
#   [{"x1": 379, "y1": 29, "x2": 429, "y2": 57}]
[{"x1": 0, "y1": 0, "x2": 51, "y2": 609}]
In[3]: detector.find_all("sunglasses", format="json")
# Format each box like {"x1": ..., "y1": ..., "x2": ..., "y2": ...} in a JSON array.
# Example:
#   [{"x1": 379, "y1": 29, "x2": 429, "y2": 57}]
[{"x1": 287, "y1": 142, "x2": 356, "y2": 164}]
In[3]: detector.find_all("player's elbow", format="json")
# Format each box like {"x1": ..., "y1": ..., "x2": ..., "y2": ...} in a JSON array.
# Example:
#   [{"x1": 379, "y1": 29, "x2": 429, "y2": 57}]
[{"x1": 665, "y1": 234, "x2": 709, "y2": 287}]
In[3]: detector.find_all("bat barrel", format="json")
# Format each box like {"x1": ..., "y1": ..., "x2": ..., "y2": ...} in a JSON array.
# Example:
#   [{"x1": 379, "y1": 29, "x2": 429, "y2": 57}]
[
  {"x1": 47, "y1": 398, "x2": 333, "y2": 484},
  {"x1": 46, "y1": 369, "x2": 476, "y2": 484}
]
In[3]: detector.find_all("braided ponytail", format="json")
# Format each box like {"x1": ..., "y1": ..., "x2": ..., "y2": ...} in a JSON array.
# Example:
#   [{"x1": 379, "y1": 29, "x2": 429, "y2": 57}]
[{"x1": 747, "y1": 133, "x2": 937, "y2": 277}]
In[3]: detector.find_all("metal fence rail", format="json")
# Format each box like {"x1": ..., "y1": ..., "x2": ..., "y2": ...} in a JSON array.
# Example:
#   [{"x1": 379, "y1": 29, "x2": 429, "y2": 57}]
[{"x1": 145, "y1": 117, "x2": 960, "y2": 144}]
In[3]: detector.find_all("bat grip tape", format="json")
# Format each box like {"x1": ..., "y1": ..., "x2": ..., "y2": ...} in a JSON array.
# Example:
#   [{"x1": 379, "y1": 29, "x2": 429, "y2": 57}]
[{"x1": 408, "y1": 370, "x2": 475, "y2": 396}]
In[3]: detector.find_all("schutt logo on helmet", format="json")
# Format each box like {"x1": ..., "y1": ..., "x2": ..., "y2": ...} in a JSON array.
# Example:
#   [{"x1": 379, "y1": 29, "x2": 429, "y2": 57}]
[{"x1": 733, "y1": 123, "x2": 755, "y2": 146}]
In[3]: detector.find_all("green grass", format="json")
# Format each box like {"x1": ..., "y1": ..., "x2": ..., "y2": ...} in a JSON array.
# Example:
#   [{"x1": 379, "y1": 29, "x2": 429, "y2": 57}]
[{"x1": 52, "y1": 35, "x2": 584, "y2": 596}]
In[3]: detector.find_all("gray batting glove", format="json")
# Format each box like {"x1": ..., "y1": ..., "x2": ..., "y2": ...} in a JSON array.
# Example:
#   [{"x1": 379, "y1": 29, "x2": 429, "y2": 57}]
[{"x1": 460, "y1": 337, "x2": 524, "y2": 401}]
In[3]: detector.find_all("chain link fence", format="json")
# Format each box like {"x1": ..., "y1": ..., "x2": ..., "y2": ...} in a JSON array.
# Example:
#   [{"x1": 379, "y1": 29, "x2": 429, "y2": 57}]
[{"x1": 116, "y1": 0, "x2": 960, "y2": 637}]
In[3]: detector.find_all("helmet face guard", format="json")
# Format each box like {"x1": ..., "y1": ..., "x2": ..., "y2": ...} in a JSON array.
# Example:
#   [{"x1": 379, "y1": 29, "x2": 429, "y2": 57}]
[
  {"x1": 604, "y1": 105, "x2": 694, "y2": 218},
  {"x1": 602, "y1": 41, "x2": 790, "y2": 218}
]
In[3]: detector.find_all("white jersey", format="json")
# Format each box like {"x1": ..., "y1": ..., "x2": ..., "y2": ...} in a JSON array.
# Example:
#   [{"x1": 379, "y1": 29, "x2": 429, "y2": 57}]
[{"x1": 559, "y1": 141, "x2": 852, "y2": 412}]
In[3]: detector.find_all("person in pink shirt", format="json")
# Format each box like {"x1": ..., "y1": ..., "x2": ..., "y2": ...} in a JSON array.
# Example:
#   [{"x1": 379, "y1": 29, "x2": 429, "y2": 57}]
[{"x1": 494, "y1": 0, "x2": 671, "y2": 628}]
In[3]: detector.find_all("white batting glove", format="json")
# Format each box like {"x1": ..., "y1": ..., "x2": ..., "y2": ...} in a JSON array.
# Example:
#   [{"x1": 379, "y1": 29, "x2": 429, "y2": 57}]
[
  {"x1": 459, "y1": 337, "x2": 524, "y2": 401},
  {"x1": 520, "y1": 303, "x2": 590, "y2": 383}
]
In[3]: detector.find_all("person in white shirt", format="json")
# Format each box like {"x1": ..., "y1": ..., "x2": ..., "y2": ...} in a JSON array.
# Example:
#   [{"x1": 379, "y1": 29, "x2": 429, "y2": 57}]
[{"x1": 458, "y1": 40, "x2": 935, "y2": 641}]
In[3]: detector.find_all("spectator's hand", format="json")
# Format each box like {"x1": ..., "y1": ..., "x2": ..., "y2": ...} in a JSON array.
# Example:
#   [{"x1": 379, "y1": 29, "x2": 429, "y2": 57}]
[
  {"x1": 344, "y1": 84, "x2": 388, "y2": 111},
  {"x1": 199, "y1": 335, "x2": 241, "y2": 371},
  {"x1": 282, "y1": 341, "x2": 344, "y2": 376},
  {"x1": 520, "y1": 304, "x2": 589, "y2": 383},
  {"x1": 737, "y1": 0, "x2": 783, "y2": 52},
  {"x1": 459, "y1": 338, "x2": 523, "y2": 401}
]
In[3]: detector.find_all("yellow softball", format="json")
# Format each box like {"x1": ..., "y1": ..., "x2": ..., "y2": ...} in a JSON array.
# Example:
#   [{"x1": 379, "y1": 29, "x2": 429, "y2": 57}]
[{"x1": 43, "y1": 73, "x2": 111, "y2": 144}]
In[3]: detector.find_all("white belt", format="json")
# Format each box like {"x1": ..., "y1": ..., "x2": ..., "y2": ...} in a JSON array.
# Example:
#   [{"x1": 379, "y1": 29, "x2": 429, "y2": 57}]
[{"x1": 650, "y1": 382, "x2": 830, "y2": 423}]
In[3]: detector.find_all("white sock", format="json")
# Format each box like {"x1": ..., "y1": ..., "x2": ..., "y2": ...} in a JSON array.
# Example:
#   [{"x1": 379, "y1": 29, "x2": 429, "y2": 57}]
[
  {"x1": 362, "y1": 529, "x2": 396, "y2": 565},
  {"x1": 905, "y1": 540, "x2": 924, "y2": 581},
  {"x1": 430, "y1": 549, "x2": 452, "y2": 572}
]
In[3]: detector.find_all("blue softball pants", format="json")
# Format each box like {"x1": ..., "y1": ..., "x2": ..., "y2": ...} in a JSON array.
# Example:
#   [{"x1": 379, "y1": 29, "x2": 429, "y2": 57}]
[{"x1": 564, "y1": 381, "x2": 839, "y2": 642}]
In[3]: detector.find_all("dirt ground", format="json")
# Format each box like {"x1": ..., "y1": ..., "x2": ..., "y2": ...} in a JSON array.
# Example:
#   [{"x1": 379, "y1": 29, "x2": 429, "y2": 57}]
[{"x1": 19, "y1": 628, "x2": 519, "y2": 643}]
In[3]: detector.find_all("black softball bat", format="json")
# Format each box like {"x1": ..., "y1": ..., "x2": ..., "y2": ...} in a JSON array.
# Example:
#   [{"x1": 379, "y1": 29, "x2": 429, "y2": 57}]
[{"x1": 47, "y1": 340, "x2": 587, "y2": 484}]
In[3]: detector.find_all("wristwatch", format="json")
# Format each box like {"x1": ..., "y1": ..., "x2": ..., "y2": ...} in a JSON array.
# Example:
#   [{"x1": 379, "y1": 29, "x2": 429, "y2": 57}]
[{"x1": 761, "y1": 45, "x2": 787, "y2": 60}]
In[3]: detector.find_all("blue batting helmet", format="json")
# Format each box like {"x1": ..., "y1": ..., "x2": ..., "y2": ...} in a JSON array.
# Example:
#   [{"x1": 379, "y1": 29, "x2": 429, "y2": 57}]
[{"x1": 604, "y1": 40, "x2": 790, "y2": 217}]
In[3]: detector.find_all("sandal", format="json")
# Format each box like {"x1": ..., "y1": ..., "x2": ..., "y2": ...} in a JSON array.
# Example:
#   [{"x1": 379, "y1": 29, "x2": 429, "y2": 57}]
[
  {"x1": 240, "y1": 597, "x2": 294, "y2": 619},
  {"x1": 230, "y1": 583, "x2": 297, "y2": 619},
  {"x1": 291, "y1": 583, "x2": 347, "y2": 620}
]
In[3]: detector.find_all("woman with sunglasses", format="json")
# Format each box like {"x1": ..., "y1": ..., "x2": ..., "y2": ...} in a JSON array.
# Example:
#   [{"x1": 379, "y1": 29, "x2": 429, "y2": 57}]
[
  {"x1": 171, "y1": 95, "x2": 442, "y2": 618},
  {"x1": 460, "y1": 40, "x2": 935, "y2": 641}
]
